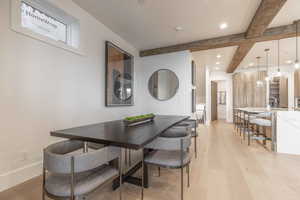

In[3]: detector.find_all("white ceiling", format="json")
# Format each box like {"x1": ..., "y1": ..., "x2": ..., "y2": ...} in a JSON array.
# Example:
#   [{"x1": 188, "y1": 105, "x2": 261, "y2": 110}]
[
  {"x1": 269, "y1": 0, "x2": 300, "y2": 27},
  {"x1": 73, "y1": 0, "x2": 300, "y2": 73},
  {"x1": 192, "y1": 46, "x2": 238, "y2": 72},
  {"x1": 73, "y1": 0, "x2": 261, "y2": 50}
]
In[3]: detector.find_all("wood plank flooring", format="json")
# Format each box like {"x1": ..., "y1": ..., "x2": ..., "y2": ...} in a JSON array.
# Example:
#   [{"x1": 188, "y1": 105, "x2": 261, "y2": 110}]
[{"x1": 1, "y1": 120, "x2": 300, "y2": 200}]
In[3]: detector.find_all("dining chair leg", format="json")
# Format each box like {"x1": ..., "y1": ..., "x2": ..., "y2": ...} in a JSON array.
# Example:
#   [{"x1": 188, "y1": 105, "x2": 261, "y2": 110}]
[
  {"x1": 70, "y1": 157, "x2": 75, "y2": 200},
  {"x1": 129, "y1": 150, "x2": 132, "y2": 166},
  {"x1": 194, "y1": 136, "x2": 197, "y2": 159},
  {"x1": 124, "y1": 149, "x2": 127, "y2": 166},
  {"x1": 119, "y1": 150, "x2": 123, "y2": 200},
  {"x1": 181, "y1": 167, "x2": 184, "y2": 200},
  {"x1": 158, "y1": 167, "x2": 161, "y2": 177},
  {"x1": 187, "y1": 164, "x2": 190, "y2": 188},
  {"x1": 141, "y1": 148, "x2": 144, "y2": 200},
  {"x1": 42, "y1": 166, "x2": 45, "y2": 200}
]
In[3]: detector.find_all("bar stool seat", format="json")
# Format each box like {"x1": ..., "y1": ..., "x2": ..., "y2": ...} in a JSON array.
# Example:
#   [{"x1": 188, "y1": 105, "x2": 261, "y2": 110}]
[
  {"x1": 255, "y1": 112, "x2": 272, "y2": 118},
  {"x1": 250, "y1": 118, "x2": 271, "y2": 127},
  {"x1": 45, "y1": 165, "x2": 118, "y2": 197},
  {"x1": 241, "y1": 114, "x2": 256, "y2": 120}
]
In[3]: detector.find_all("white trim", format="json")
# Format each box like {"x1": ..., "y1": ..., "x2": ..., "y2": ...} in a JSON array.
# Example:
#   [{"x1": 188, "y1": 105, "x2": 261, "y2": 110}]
[
  {"x1": 10, "y1": 0, "x2": 84, "y2": 56},
  {"x1": 0, "y1": 161, "x2": 42, "y2": 192}
]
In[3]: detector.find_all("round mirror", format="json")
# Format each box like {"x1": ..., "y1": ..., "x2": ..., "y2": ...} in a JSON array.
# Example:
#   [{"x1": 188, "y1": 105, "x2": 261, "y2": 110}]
[{"x1": 148, "y1": 69, "x2": 179, "y2": 101}]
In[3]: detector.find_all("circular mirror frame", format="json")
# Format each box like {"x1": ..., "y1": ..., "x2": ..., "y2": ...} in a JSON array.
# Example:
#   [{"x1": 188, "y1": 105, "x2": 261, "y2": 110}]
[{"x1": 148, "y1": 69, "x2": 179, "y2": 101}]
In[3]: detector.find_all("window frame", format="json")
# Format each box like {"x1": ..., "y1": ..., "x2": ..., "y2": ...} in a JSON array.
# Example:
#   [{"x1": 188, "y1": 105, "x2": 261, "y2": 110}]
[{"x1": 11, "y1": 0, "x2": 83, "y2": 56}]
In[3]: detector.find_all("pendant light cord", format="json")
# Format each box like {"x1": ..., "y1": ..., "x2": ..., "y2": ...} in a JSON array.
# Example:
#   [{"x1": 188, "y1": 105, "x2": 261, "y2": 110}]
[
  {"x1": 256, "y1": 56, "x2": 261, "y2": 81},
  {"x1": 278, "y1": 40, "x2": 280, "y2": 73},
  {"x1": 297, "y1": 22, "x2": 299, "y2": 62},
  {"x1": 265, "y1": 49, "x2": 269, "y2": 78}
]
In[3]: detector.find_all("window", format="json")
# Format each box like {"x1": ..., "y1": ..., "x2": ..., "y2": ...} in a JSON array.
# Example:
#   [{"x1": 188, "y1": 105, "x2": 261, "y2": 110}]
[
  {"x1": 21, "y1": 2, "x2": 67, "y2": 43},
  {"x1": 11, "y1": 0, "x2": 82, "y2": 55}
]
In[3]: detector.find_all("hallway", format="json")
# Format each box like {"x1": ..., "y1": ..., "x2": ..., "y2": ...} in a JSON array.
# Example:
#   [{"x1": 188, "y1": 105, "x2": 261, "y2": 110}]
[{"x1": 1, "y1": 121, "x2": 300, "y2": 200}]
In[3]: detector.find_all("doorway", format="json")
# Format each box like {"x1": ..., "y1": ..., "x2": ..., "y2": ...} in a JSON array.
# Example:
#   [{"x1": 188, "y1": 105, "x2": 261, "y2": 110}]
[{"x1": 211, "y1": 81, "x2": 218, "y2": 121}]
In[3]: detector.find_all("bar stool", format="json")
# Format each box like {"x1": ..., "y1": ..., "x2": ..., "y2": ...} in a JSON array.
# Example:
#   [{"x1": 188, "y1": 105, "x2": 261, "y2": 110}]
[
  {"x1": 248, "y1": 112, "x2": 272, "y2": 146},
  {"x1": 43, "y1": 140, "x2": 122, "y2": 200},
  {"x1": 236, "y1": 109, "x2": 245, "y2": 136},
  {"x1": 233, "y1": 108, "x2": 242, "y2": 131}
]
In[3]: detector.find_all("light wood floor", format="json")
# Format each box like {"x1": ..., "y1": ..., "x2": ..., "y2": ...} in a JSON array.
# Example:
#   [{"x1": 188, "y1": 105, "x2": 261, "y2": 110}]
[{"x1": 1, "y1": 120, "x2": 300, "y2": 200}]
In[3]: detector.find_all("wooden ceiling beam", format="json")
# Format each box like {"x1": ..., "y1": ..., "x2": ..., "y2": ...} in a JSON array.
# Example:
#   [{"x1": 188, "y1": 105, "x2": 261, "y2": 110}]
[
  {"x1": 226, "y1": 42, "x2": 255, "y2": 73},
  {"x1": 140, "y1": 23, "x2": 297, "y2": 57},
  {"x1": 223, "y1": 0, "x2": 287, "y2": 73},
  {"x1": 246, "y1": 0, "x2": 287, "y2": 38}
]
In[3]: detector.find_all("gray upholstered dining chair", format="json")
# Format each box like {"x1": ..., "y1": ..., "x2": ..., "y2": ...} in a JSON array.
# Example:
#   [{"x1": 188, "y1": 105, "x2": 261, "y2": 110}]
[
  {"x1": 143, "y1": 135, "x2": 191, "y2": 200},
  {"x1": 160, "y1": 126, "x2": 190, "y2": 138},
  {"x1": 175, "y1": 120, "x2": 198, "y2": 158},
  {"x1": 43, "y1": 140, "x2": 122, "y2": 200}
]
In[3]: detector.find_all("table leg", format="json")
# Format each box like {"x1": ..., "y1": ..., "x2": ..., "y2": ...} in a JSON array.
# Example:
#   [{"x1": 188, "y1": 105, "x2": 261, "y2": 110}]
[
  {"x1": 83, "y1": 142, "x2": 88, "y2": 153},
  {"x1": 112, "y1": 150, "x2": 149, "y2": 190}
]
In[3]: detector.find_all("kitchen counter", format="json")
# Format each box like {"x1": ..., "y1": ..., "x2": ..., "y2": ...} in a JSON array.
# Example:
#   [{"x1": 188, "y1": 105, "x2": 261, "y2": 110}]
[{"x1": 276, "y1": 111, "x2": 300, "y2": 155}]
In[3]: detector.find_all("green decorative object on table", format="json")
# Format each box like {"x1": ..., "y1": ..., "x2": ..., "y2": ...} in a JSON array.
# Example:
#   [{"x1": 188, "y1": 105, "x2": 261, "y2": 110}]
[{"x1": 124, "y1": 114, "x2": 155, "y2": 126}]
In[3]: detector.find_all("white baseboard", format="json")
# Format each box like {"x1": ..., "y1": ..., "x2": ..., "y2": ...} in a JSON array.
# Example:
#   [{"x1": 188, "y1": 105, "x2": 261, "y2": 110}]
[{"x1": 0, "y1": 161, "x2": 42, "y2": 192}]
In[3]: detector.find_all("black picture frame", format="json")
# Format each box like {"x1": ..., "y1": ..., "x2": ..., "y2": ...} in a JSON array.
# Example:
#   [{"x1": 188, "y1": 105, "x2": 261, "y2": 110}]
[{"x1": 105, "y1": 41, "x2": 134, "y2": 107}]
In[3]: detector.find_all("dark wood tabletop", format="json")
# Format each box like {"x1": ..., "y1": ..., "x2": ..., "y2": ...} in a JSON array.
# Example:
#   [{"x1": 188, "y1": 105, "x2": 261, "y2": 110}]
[{"x1": 50, "y1": 115, "x2": 189, "y2": 150}]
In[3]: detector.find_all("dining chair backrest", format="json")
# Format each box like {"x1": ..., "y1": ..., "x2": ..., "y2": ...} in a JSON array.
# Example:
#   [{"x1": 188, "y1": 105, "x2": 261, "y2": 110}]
[
  {"x1": 171, "y1": 125, "x2": 191, "y2": 134},
  {"x1": 44, "y1": 140, "x2": 120, "y2": 174},
  {"x1": 145, "y1": 135, "x2": 191, "y2": 151}
]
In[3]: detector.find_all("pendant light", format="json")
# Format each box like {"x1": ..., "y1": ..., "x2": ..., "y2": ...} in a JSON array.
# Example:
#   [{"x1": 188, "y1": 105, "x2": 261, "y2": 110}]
[
  {"x1": 265, "y1": 48, "x2": 270, "y2": 81},
  {"x1": 276, "y1": 40, "x2": 282, "y2": 77},
  {"x1": 256, "y1": 56, "x2": 263, "y2": 87},
  {"x1": 295, "y1": 21, "x2": 300, "y2": 69}
]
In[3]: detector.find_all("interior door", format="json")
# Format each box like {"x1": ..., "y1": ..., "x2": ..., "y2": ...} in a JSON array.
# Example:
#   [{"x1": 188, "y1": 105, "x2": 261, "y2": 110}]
[{"x1": 211, "y1": 81, "x2": 218, "y2": 121}]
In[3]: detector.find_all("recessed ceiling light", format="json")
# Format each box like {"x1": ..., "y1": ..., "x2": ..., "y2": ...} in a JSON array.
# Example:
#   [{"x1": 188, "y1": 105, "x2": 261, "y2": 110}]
[
  {"x1": 175, "y1": 26, "x2": 183, "y2": 31},
  {"x1": 215, "y1": 67, "x2": 220, "y2": 70},
  {"x1": 249, "y1": 62, "x2": 254, "y2": 66},
  {"x1": 216, "y1": 61, "x2": 220, "y2": 65},
  {"x1": 216, "y1": 54, "x2": 222, "y2": 58},
  {"x1": 219, "y1": 23, "x2": 228, "y2": 30},
  {"x1": 286, "y1": 60, "x2": 292, "y2": 64}
]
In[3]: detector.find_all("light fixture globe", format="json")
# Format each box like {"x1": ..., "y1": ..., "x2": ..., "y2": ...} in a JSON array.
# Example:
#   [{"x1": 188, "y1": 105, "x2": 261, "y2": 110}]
[
  {"x1": 276, "y1": 70, "x2": 282, "y2": 77},
  {"x1": 256, "y1": 80, "x2": 263, "y2": 87},
  {"x1": 295, "y1": 60, "x2": 300, "y2": 69}
]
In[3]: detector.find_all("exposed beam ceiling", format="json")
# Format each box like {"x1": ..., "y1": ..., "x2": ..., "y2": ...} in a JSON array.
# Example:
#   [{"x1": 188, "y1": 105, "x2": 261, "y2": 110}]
[
  {"x1": 227, "y1": 0, "x2": 287, "y2": 73},
  {"x1": 140, "y1": 23, "x2": 297, "y2": 56},
  {"x1": 140, "y1": 0, "x2": 288, "y2": 73}
]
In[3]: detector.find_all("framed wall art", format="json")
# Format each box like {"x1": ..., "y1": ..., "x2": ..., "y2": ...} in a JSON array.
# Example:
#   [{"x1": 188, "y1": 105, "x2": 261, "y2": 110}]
[{"x1": 105, "y1": 41, "x2": 134, "y2": 106}]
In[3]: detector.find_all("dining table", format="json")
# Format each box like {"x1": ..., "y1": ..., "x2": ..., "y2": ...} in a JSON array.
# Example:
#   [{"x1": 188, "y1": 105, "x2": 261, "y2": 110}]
[{"x1": 50, "y1": 115, "x2": 190, "y2": 189}]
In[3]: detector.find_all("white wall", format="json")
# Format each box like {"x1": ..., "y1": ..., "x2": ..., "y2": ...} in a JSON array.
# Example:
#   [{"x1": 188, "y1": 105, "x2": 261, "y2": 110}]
[
  {"x1": 0, "y1": 0, "x2": 143, "y2": 191},
  {"x1": 217, "y1": 81, "x2": 226, "y2": 120},
  {"x1": 140, "y1": 51, "x2": 192, "y2": 116}
]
